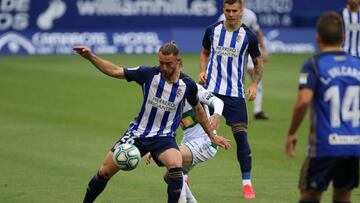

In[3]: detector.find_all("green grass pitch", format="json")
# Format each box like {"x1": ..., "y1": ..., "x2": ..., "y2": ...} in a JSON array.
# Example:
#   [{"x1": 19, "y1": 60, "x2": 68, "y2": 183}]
[{"x1": 0, "y1": 53, "x2": 359, "y2": 203}]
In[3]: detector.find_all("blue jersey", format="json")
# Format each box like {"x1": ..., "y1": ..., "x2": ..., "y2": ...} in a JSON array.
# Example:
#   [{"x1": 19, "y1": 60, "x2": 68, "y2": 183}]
[
  {"x1": 340, "y1": 7, "x2": 360, "y2": 58},
  {"x1": 299, "y1": 51, "x2": 360, "y2": 157},
  {"x1": 124, "y1": 66, "x2": 199, "y2": 138},
  {"x1": 202, "y1": 21, "x2": 261, "y2": 98}
]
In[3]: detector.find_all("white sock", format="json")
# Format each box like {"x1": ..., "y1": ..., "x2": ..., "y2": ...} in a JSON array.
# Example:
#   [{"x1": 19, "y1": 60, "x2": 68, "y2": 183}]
[
  {"x1": 180, "y1": 177, "x2": 187, "y2": 198},
  {"x1": 242, "y1": 179, "x2": 252, "y2": 187},
  {"x1": 183, "y1": 175, "x2": 196, "y2": 201},
  {"x1": 253, "y1": 82, "x2": 263, "y2": 114}
]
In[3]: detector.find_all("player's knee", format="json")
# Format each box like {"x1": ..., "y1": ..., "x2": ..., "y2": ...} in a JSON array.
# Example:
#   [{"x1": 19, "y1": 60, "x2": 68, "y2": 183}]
[
  {"x1": 231, "y1": 123, "x2": 247, "y2": 134},
  {"x1": 98, "y1": 166, "x2": 117, "y2": 179},
  {"x1": 333, "y1": 189, "x2": 351, "y2": 203}
]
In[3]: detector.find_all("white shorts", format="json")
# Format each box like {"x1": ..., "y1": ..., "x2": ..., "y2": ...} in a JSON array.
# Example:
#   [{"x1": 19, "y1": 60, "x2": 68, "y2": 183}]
[{"x1": 181, "y1": 137, "x2": 218, "y2": 172}]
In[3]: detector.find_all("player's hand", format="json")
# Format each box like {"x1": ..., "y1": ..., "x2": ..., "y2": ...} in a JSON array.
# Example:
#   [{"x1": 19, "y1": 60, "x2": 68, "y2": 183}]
[
  {"x1": 210, "y1": 134, "x2": 230, "y2": 150},
  {"x1": 246, "y1": 83, "x2": 257, "y2": 101},
  {"x1": 209, "y1": 114, "x2": 221, "y2": 130},
  {"x1": 73, "y1": 46, "x2": 93, "y2": 60},
  {"x1": 198, "y1": 72, "x2": 207, "y2": 85},
  {"x1": 285, "y1": 134, "x2": 297, "y2": 157},
  {"x1": 145, "y1": 152, "x2": 152, "y2": 165}
]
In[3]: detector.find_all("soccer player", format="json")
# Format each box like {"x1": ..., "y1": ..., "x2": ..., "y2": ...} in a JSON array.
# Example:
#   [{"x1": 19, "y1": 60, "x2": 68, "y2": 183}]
[
  {"x1": 218, "y1": 5, "x2": 270, "y2": 120},
  {"x1": 198, "y1": 0, "x2": 263, "y2": 199},
  {"x1": 147, "y1": 82, "x2": 224, "y2": 203},
  {"x1": 73, "y1": 42, "x2": 230, "y2": 203},
  {"x1": 285, "y1": 11, "x2": 360, "y2": 203},
  {"x1": 340, "y1": 0, "x2": 360, "y2": 58}
]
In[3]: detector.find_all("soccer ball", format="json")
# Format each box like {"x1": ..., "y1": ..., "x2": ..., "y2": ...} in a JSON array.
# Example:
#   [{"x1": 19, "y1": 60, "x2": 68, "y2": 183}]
[{"x1": 112, "y1": 144, "x2": 141, "y2": 171}]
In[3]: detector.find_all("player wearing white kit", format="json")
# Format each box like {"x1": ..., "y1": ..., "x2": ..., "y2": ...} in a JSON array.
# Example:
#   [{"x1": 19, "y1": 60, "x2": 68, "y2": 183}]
[
  {"x1": 218, "y1": 8, "x2": 269, "y2": 120},
  {"x1": 178, "y1": 84, "x2": 224, "y2": 203}
]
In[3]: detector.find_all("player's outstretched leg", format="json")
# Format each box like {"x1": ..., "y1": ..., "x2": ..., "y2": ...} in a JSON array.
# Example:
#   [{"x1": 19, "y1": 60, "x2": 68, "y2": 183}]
[
  {"x1": 83, "y1": 151, "x2": 119, "y2": 203},
  {"x1": 83, "y1": 171, "x2": 109, "y2": 203}
]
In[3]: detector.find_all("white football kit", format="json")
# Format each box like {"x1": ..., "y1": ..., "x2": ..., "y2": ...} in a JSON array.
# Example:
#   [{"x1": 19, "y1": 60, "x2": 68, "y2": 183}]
[{"x1": 179, "y1": 84, "x2": 223, "y2": 169}]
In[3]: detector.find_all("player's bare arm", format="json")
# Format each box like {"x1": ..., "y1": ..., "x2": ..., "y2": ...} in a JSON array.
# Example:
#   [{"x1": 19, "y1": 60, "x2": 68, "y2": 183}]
[
  {"x1": 74, "y1": 46, "x2": 125, "y2": 79},
  {"x1": 251, "y1": 56, "x2": 263, "y2": 84},
  {"x1": 199, "y1": 48, "x2": 210, "y2": 85},
  {"x1": 192, "y1": 103, "x2": 230, "y2": 149},
  {"x1": 285, "y1": 88, "x2": 313, "y2": 157},
  {"x1": 255, "y1": 30, "x2": 269, "y2": 62},
  {"x1": 246, "y1": 56, "x2": 263, "y2": 101}
]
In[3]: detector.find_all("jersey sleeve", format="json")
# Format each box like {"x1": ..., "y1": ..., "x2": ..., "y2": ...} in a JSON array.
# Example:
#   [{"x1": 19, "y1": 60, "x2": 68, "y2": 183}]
[
  {"x1": 202, "y1": 26, "x2": 212, "y2": 50},
  {"x1": 185, "y1": 79, "x2": 199, "y2": 106},
  {"x1": 246, "y1": 29, "x2": 261, "y2": 59},
  {"x1": 298, "y1": 59, "x2": 317, "y2": 90},
  {"x1": 197, "y1": 84, "x2": 216, "y2": 106},
  {"x1": 124, "y1": 66, "x2": 157, "y2": 85},
  {"x1": 197, "y1": 84, "x2": 224, "y2": 115}
]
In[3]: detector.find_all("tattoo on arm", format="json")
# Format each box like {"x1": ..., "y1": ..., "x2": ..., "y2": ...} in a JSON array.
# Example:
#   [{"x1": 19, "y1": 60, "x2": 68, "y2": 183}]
[{"x1": 252, "y1": 57, "x2": 263, "y2": 84}]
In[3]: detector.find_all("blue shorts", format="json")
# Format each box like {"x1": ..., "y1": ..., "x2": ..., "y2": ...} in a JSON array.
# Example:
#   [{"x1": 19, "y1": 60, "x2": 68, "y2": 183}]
[
  {"x1": 111, "y1": 133, "x2": 179, "y2": 167},
  {"x1": 299, "y1": 157, "x2": 359, "y2": 192},
  {"x1": 213, "y1": 94, "x2": 248, "y2": 126}
]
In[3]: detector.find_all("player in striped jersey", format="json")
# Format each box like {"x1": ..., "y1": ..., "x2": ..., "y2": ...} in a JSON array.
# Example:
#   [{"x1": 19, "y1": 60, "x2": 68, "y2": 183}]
[
  {"x1": 74, "y1": 42, "x2": 230, "y2": 203},
  {"x1": 199, "y1": 0, "x2": 263, "y2": 199},
  {"x1": 146, "y1": 83, "x2": 224, "y2": 203},
  {"x1": 340, "y1": 0, "x2": 360, "y2": 57},
  {"x1": 218, "y1": 6, "x2": 270, "y2": 120},
  {"x1": 285, "y1": 12, "x2": 360, "y2": 203}
]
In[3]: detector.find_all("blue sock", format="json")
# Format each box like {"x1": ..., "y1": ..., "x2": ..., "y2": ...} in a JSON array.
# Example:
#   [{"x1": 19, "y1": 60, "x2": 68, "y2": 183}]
[
  {"x1": 83, "y1": 172, "x2": 109, "y2": 203},
  {"x1": 233, "y1": 131, "x2": 252, "y2": 180},
  {"x1": 167, "y1": 167, "x2": 183, "y2": 203}
]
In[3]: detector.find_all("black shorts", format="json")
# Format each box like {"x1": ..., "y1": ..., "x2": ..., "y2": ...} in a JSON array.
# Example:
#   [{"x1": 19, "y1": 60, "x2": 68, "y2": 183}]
[
  {"x1": 111, "y1": 133, "x2": 179, "y2": 167},
  {"x1": 299, "y1": 157, "x2": 359, "y2": 192},
  {"x1": 213, "y1": 94, "x2": 248, "y2": 126}
]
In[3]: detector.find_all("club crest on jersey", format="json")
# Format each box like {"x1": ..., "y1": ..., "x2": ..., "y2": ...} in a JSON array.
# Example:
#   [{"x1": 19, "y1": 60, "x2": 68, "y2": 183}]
[
  {"x1": 176, "y1": 88, "x2": 183, "y2": 97},
  {"x1": 237, "y1": 35, "x2": 242, "y2": 42}
]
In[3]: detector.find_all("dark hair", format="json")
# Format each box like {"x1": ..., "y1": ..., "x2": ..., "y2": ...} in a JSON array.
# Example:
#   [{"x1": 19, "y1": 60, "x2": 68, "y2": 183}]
[
  {"x1": 316, "y1": 11, "x2": 344, "y2": 45},
  {"x1": 158, "y1": 41, "x2": 179, "y2": 56},
  {"x1": 223, "y1": 0, "x2": 243, "y2": 5}
]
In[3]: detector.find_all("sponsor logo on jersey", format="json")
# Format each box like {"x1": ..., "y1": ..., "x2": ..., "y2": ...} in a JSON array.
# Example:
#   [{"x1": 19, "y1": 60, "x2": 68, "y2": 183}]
[{"x1": 148, "y1": 96, "x2": 176, "y2": 111}]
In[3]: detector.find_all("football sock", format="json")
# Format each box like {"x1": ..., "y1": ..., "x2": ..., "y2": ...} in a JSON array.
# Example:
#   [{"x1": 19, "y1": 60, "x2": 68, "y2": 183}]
[
  {"x1": 242, "y1": 179, "x2": 252, "y2": 187},
  {"x1": 253, "y1": 82, "x2": 263, "y2": 114},
  {"x1": 233, "y1": 129, "x2": 252, "y2": 180},
  {"x1": 183, "y1": 177, "x2": 196, "y2": 200},
  {"x1": 167, "y1": 167, "x2": 183, "y2": 203},
  {"x1": 333, "y1": 201, "x2": 350, "y2": 203},
  {"x1": 83, "y1": 172, "x2": 109, "y2": 203},
  {"x1": 180, "y1": 177, "x2": 187, "y2": 198}
]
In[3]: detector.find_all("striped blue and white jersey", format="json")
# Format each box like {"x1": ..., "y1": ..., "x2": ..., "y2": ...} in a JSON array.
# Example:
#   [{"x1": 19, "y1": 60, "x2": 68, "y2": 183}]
[
  {"x1": 124, "y1": 66, "x2": 199, "y2": 138},
  {"x1": 202, "y1": 22, "x2": 261, "y2": 98},
  {"x1": 340, "y1": 7, "x2": 360, "y2": 57},
  {"x1": 299, "y1": 51, "x2": 360, "y2": 157}
]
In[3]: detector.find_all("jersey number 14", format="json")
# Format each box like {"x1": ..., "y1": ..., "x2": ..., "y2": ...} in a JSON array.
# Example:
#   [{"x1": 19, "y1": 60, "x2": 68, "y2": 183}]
[{"x1": 324, "y1": 85, "x2": 360, "y2": 128}]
